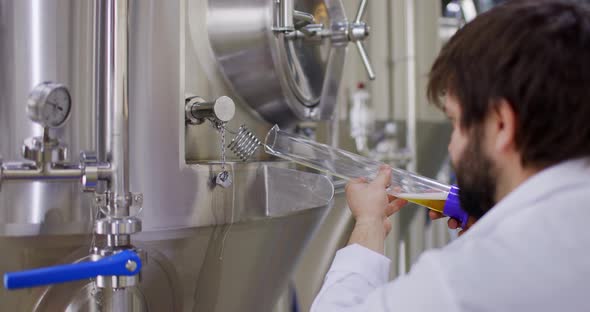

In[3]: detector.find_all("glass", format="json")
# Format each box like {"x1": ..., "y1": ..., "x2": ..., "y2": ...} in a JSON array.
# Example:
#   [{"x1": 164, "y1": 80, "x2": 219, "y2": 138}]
[{"x1": 264, "y1": 125, "x2": 468, "y2": 226}]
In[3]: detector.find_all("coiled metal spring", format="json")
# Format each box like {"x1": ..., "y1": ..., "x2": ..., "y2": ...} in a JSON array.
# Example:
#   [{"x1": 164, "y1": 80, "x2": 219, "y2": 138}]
[{"x1": 227, "y1": 125, "x2": 262, "y2": 161}]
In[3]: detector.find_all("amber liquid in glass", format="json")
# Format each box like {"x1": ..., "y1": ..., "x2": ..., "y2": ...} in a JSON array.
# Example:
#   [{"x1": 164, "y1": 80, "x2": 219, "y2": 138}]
[{"x1": 394, "y1": 192, "x2": 448, "y2": 213}]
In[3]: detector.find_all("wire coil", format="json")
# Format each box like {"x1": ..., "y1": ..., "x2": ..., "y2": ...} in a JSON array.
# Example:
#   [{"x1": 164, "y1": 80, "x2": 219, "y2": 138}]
[{"x1": 227, "y1": 125, "x2": 262, "y2": 161}]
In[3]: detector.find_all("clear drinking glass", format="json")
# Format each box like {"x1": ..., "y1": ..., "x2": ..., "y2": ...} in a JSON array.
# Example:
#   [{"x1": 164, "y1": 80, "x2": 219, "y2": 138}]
[{"x1": 264, "y1": 125, "x2": 468, "y2": 226}]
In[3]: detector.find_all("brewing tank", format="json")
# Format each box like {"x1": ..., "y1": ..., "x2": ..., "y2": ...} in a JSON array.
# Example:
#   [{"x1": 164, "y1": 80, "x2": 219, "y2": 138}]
[{"x1": 0, "y1": 0, "x2": 345, "y2": 310}]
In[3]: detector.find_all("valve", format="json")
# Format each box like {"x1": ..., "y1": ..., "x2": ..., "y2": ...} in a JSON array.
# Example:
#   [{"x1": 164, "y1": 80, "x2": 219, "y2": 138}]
[
  {"x1": 3, "y1": 250, "x2": 141, "y2": 290},
  {"x1": 278, "y1": 0, "x2": 376, "y2": 81},
  {"x1": 348, "y1": 0, "x2": 375, "y2": 80}
]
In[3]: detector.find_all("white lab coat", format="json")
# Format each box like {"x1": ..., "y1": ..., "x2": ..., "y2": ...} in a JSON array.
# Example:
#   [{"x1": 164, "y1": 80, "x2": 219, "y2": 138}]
[{"x1": 311, "y1": 158, "x2": 590, "y2": 312}]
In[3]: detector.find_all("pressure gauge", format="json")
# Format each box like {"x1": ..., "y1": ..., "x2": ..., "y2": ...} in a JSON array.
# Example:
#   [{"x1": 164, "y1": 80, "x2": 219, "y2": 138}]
[{"x1": 27, "y1": 82, "x2": 72, "y2": 128}]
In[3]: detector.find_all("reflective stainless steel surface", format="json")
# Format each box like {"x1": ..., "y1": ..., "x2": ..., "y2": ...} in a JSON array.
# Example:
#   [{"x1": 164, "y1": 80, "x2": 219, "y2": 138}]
[
  {"x1": 0, "y1": 161, "x2": 333, "y2": 311},
  {"x1": 1, "y1": 0, "x2": 339, "y2": 310},
  {"x1": 96, "y1": 0, "x2": 132, "y2": 218},
  {"x1": 185, "y1": 95, "x2": 236, "y2": 125},
  {"x1": 0, "y1": 0, "x2": 96, "y2": 236},
  {"x1": 199, "y1": 0, "x2": 347, "y2": 128}
]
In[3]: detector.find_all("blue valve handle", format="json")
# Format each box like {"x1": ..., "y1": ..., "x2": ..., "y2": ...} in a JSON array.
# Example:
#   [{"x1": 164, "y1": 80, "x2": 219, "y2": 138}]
[{"x1": 4, "y1": 250, "x2": 141, "y2": 290}]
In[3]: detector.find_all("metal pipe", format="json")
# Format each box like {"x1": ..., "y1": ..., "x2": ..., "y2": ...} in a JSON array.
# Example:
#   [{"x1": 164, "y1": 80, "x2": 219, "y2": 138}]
[
  {"x1": 405, "y1": 0, "x2": 417, "y2": 173},
  {"x1": 107, "y1": 234, "x2": 130, "y2": 247},
  {"x1": 2, "y1": 167, "x2": 82, "y2": 181},
  {"x1": 279, "y1": 0, "x2": 294, "y2": 31},
  {"x1": 98, "y1": 0, "x2": 130, "y2": 218},
  {"x1": 1, "y1": 164, "x2": 112, "y2": 182},
  {"x1": 387, "y1": 0, "x2": 394, "y2": 121}
]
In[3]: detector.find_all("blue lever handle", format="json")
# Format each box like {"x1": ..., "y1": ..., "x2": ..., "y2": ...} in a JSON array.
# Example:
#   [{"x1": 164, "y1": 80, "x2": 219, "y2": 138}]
[{"x1": 4, "y1": 250, "x2": 141, "y2": 290}]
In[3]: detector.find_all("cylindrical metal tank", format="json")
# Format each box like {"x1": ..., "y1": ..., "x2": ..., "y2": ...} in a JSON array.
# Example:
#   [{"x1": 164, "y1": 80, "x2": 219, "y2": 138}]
[
  {"x1": 0, "y1": 0, "x2": 338, "y2": 311},
  {"x1": 0, "y1": 0, "x2": 95, "y2": 236}
]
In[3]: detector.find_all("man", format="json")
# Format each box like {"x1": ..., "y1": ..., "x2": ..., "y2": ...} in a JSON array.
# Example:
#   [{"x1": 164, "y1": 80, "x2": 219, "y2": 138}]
[{"x1": 311, "y1": 0, "x2": 590, "y2": 311}]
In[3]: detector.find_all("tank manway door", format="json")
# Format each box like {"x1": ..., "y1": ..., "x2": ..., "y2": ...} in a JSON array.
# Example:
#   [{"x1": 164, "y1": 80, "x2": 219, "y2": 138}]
[{"x1": 201, "y1": 0, "x2": 375, "y2": 128}]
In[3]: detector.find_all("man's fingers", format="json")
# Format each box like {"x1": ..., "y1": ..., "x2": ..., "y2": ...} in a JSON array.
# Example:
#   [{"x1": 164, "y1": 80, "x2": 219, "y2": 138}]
[
  {"x1": 428, "y1": 212, "x2": 476, "y2": 233},
  {"x1": 385, "y1": 198, "x2": 408, "y2": 216},
  {"x1": 349, "y1": 177, "x2": 367, "y2": 184},
  {"x1": 387, "y1": 194, "x2": 399, "y2": 203},
  {"x1": 447, "y1": 218, "x2": 460, "y2": 229},
  {"x1": 372, "y1": 166, "x2": 392, "y2": 188},
  {"x1": 428, "y1": 211, "x2": 464, "y2": 231},
  {"x1": 428, "y1": 211, "x2": 444, "y2": 220},
  {"x1": 384, "y1": 218, "x2": 393, "y2": 235},
  {"x1": 345, "y1": 177, "x2": 368, "y2": 193}
]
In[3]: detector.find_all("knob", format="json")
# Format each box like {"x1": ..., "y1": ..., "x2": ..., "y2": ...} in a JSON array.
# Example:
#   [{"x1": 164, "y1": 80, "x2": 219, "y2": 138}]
[
  {"x1": 4, "y1": 250, "x2": 141, "y2": 290},
  {"x1": 185, "y1": 95, "x2": 236, "y2": 125}
]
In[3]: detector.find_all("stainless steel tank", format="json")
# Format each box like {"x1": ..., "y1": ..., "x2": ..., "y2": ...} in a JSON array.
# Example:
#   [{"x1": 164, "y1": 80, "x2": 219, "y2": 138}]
[
  {"x1": 0, "y1": 0, "x2": 96, "y2": 236},
  {"x1": 0, "y1": 0, "x2": 342, "y2": 311}
]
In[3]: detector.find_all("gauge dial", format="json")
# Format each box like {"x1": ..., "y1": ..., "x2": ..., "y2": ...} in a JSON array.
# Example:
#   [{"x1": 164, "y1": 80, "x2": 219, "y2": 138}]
[{"x1": 27, "y1": 82, "x2": 72, "y2": 128}]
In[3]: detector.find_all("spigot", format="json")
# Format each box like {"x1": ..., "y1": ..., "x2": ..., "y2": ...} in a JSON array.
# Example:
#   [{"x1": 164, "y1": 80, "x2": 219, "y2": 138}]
[
  {"x1": 3, "y1": 250, "x2": 142, "y2": 290},
  {"x1": 185, "y1": 95, "x2": 236, "y2": 125}
]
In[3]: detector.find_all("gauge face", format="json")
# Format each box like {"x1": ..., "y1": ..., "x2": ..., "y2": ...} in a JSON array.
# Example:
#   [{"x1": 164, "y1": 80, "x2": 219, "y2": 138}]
[{"x1": 27, "y1": 82, "x2": 72, "y2": 128}]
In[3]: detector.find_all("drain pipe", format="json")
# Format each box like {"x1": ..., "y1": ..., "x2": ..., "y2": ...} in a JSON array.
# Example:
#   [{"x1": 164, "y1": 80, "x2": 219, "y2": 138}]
[{"x1": 93, "y1": 0, "x2": 144, "y2": 289}]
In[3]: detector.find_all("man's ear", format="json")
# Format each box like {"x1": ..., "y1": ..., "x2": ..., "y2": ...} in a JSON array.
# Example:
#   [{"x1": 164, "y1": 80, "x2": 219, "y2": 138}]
[{"x1": 489, "y1": 98, "x2": 517, "y2": 153}]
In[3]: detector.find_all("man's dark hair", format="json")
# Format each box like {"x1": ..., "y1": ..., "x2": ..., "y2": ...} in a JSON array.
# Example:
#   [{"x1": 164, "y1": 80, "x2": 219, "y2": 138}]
[{"x1": 428, "y1": 0, "x2": 590, "y2": 168}]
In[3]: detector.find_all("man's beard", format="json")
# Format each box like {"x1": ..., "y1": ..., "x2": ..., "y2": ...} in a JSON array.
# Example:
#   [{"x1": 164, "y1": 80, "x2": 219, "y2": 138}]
[{"x1": 453, "y1": 129, "x2": 498, "y2": 219}]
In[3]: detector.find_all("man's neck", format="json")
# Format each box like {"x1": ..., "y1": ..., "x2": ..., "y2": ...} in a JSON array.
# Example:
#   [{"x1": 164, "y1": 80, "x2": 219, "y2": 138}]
[{"x1": 495, "y1": 162, "x2": 541, "y2": 203}]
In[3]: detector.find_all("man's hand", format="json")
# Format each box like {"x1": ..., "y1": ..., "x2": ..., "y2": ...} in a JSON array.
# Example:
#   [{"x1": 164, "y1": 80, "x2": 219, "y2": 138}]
[
  {"x1": 428, "y1": 211, "x2": 477, "y2": 236},
  {"x1": 346, "y1": 166, "x2": 408, "y2": 254}
]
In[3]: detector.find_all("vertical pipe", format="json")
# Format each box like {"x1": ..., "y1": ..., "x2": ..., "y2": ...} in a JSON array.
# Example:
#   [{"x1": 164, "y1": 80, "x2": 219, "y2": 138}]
[
  {"x1": 405, "y1": 0, "x2": 416, "y2": 173},
  {"x1": 386, "y1": 0, "x2": 394, "y2": 121},
  {"x1": 279, "y1": 0, "x2": 293, "y2": 30},
  {"x1": 396, "y1": 0, "x2": 417, "y2": 276},
  {"x1": 96, "y1": 0, "x2": 130, "y2": 218},
  {"x1": 95, "y1": 0, "x2": 107, "y2": 171}
]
